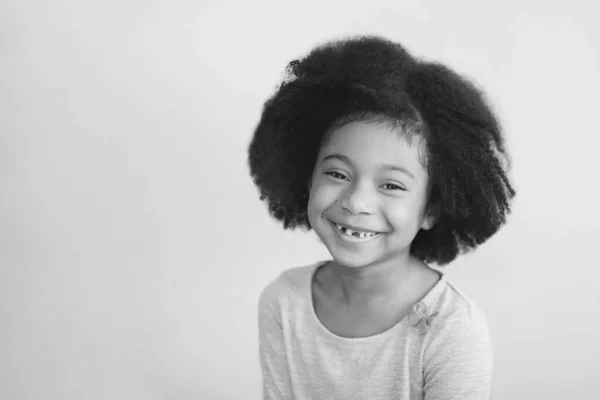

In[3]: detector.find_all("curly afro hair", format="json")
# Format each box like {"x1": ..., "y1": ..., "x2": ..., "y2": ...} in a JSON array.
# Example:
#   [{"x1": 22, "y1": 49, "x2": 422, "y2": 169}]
[{"x1": 248, "y1": 35, "x2": 515, "y2": 265}]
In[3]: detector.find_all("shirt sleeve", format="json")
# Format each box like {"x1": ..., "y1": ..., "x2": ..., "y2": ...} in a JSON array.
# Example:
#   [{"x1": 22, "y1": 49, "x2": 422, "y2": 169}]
[
  {"x1": 258, "y1": 281, "x2": 294, "y2": 400},
  {"x1": 422, "y1": 305, "x2": 493, "y2": 400}
]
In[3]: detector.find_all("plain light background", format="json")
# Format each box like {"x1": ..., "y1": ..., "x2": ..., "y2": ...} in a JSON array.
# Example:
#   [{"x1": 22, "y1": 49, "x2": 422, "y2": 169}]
[{"x1": 1, "y1": 0, "x2": 599, "y2": 399}]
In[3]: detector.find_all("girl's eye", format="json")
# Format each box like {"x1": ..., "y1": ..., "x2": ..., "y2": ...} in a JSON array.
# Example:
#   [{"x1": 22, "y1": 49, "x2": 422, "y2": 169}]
[
  {"x1": 381, "y1": 183, "x2": 406, "y2": 191},
  {"x1": 325, "y1": 171, "x2": 348, "y2": 180}
]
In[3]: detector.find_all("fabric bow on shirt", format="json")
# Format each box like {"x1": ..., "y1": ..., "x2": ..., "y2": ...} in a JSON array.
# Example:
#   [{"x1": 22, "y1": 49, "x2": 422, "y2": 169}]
[{"x1": 407, "y1": 302, "x2": 439, "y2": 336}]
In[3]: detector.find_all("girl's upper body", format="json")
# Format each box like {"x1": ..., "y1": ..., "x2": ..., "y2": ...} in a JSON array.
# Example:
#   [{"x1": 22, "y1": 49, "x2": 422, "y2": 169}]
[
  {"x1": 259, "y1": 261, "x2": 492, "y2": 400},
  {"x1": 249, "y1": 35, "x2": 514, "y2": 400}
]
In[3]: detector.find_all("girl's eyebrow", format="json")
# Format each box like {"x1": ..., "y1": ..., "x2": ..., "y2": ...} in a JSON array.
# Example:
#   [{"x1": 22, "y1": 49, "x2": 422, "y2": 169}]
[
  {"x1": 378, "y1": 163, "x2": 415, "y2": 179},
  {"x1": 321, "y1": 153, "x2": 351, "y2": 164},
  {"x1": 321, "y1": 153, "x2": 415, "y2": 179}
]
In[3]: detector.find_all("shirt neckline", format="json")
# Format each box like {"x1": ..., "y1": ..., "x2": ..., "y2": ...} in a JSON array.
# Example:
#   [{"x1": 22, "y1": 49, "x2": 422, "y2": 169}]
[{"x1": 307, "y1": 260, "x2": 447, "y2": 344}]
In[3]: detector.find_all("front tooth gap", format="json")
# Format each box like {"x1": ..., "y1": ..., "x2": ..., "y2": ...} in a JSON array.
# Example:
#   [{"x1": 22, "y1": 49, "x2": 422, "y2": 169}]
[{"x1": 336, "y1": 225, "x2": 377, "y2": 238}]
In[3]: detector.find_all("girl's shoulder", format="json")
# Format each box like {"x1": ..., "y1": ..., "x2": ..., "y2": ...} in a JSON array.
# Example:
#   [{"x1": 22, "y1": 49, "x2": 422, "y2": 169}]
[
  {"x1": 430, "y1": 278, "x2": 488, "y2": 321},
  {"x1": 417, "y1": 276, "x2": 490, "y2": 345},
  {"x1": 258, "y1": 261, "x2": 323, "y2": 308}
]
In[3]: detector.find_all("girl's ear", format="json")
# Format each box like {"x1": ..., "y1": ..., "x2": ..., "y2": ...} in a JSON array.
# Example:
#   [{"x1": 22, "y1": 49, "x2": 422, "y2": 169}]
[{"x1": 421, "y1": 202, "x2": 440, "y2": 231}]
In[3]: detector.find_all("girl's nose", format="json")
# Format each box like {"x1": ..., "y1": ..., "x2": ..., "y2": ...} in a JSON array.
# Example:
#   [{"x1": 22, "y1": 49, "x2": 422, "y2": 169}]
[{"x1": 339, "y1": 182, "x2": 377, "y2": 215}]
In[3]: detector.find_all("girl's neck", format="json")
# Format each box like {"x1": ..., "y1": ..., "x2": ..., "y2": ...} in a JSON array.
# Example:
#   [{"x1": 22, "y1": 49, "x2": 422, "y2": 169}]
[{"x1": 324, "y1": 254, "x2": 425, "y2": 310}]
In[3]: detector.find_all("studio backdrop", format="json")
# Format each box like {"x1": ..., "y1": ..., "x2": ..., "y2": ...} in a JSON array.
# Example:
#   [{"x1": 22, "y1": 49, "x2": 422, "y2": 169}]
[{"x1": 1, "y1": 0, "x2": 598, "y2": 399}]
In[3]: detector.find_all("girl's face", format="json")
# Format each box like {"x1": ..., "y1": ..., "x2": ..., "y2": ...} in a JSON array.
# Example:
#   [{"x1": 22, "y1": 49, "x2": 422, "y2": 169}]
[{"x1": 307, "y1": 120, "x2": 434, "y2": 269}]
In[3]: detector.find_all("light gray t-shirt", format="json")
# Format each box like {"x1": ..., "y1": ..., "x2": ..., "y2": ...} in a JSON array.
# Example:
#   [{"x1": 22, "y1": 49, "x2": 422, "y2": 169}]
[{"x1": 258, "y1": 262, "x2": 493, "y2": 400}]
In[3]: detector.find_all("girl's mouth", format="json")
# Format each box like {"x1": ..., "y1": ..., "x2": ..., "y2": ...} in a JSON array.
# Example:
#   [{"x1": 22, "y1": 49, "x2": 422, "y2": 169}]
[{"x1": 332, "y1": 222, "x2": 382, "y2": 239}]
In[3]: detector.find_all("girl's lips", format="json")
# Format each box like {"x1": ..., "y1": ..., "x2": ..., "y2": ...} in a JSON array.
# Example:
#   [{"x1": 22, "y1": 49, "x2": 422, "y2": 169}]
[
  {"x1": 329, "y1": 220, "x2": 384, "y2": 242},
  {"x1": 329, "y1": 219, "x2": 382, "y2": 234}
]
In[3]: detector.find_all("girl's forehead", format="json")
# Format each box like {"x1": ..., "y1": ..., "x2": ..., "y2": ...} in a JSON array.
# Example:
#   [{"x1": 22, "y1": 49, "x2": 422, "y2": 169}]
[{"x1": 319, "y1": 120, "x2": 426, "y2": 165}]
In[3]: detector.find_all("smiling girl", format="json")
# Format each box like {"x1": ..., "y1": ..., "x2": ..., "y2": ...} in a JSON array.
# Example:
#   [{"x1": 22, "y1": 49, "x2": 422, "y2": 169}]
[{"x1": 249, "y1": 35, "x2": 515, "y2": 400}]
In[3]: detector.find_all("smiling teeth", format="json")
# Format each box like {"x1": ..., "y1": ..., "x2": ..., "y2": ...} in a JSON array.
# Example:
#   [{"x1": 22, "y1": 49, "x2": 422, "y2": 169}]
[{"x1": 335, "y1": 224, "x2": 378, "y2": 238}]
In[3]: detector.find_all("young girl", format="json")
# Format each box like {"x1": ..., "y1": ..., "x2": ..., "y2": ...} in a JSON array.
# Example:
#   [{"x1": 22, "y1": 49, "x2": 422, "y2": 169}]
[{"x1": 248, "y1": 35, "x2": 515, "y2": 400}]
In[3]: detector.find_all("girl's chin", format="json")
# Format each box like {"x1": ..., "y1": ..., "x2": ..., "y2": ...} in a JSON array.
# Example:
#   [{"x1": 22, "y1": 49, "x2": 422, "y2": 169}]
[{"x1": 327, "y1": 250, "x2": 380, "y2": 269}]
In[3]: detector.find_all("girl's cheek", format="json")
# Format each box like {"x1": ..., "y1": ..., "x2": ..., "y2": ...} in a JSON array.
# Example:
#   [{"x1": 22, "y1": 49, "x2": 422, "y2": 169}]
[
  {"x1": 317, "y1": 183, "x2": 344, "y2": 202},
  {"x1": 384, "y1": 199, "x2": 412, "y2": 220}
]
